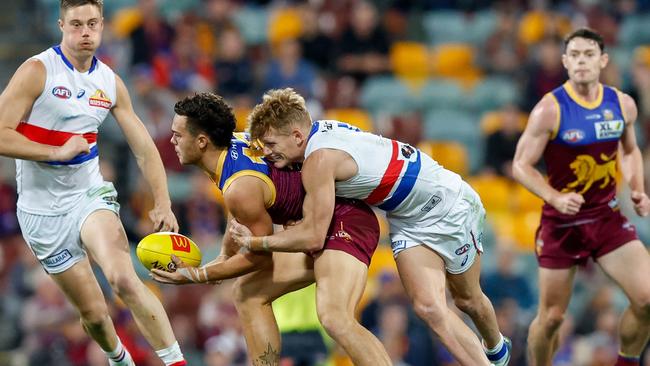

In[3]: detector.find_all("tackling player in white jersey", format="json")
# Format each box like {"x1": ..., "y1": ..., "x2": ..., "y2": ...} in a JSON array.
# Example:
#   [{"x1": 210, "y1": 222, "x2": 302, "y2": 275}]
[
  {"x1": 0, "y1": 1, "x2": 186, "y2": 365},
  {"x1": 231, "y1": 88, "x2": 511, "y2": 365}
]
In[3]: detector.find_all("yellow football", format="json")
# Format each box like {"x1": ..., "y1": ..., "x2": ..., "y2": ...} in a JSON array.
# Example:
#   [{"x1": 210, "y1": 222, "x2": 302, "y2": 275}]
[{"x1": 136, "y1": 232, "x2": 202, "y2": 272}]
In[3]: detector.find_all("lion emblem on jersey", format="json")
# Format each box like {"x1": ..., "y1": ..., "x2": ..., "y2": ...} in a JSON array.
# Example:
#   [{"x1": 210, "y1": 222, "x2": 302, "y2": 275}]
[{"x1": 562, "y1": 153, "x2": 617, "y2": 194}]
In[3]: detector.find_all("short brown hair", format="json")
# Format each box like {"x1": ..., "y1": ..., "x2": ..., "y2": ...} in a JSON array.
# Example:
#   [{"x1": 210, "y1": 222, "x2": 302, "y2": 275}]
[
  {"x1": 248, "y1": 88, "x2": 311, "y2": 140},
  {"x1": 60, "y1": 0, "x2": 103, "y2": 18},
  {"x1": 564, "y1": 28, "x2": 604, "y2": 53}
]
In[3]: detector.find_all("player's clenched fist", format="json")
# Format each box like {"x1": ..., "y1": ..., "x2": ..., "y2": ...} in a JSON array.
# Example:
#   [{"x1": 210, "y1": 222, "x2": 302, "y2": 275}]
[
  {"x1": 51, "y1": 135, "x2": 90, "y2": 161},
  {"x1": 549, "y1": 192, "x2": 585, "y2": 215},
  {"x1": 631, "y1": 191, "x2": 650, "y2": 217}
]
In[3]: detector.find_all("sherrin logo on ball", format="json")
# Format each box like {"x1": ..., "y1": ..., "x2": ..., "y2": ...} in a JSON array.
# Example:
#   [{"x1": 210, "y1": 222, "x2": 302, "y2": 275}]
[{"x1": 136, "y1": 232, "x2": 202, "y2": 272}]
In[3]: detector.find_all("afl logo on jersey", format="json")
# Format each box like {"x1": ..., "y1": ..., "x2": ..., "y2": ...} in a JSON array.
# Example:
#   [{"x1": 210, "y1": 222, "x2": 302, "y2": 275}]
[
  {"x1": 562, "y1": 129, "x2": 585, "y2": 143},
  {"x1": 52, "y1": 86, "x2": 72, "y2": 99}
]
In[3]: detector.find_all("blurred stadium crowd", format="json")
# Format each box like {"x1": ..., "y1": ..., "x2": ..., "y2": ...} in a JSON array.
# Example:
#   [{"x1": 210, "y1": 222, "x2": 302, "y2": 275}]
[{"x1": 1, "y1": 0, "x2": 650, "y2": 365}]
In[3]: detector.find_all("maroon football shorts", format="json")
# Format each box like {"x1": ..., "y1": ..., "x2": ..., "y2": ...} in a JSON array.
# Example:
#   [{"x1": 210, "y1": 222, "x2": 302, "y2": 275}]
[
  {"x1": 535, "y1": 209, "x2": 638, "y2": 269},
  {"x1": 318, "y1": 198, "x2": 380, "y2": 267}
]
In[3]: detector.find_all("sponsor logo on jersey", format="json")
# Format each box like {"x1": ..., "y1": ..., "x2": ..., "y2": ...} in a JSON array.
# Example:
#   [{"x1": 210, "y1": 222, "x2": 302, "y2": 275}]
[
  {"x1": 455, "y1": 243, "x2": 471, "y2": 256},
  {"x1": 421, "y1": 195, "x2": 442, "y2": 212},
  {"x1": 77, "y1": 89, "x2": 85, "y2": 98},
  {"x1": 42, "y1": 249, "x2": 73, "y2": 267},
  {"x1": 535, "y1": 236, "x2": 544, "y2": 256},
  {"x1": 89, "y1": 89, "x2": 112, "y2": 109},
  {"x1": 171, "y1": 234, "x2": 191, "y2": 253},
  {"x1": 400, "y1": 144, "x2": 416, "y2": 159},
  {"x1": 562, "y1": 129, "x2": 585, "y2": 143},
  {"x1": 52, "y1": 86, "x2": 72, "y2": 99},
  {"x1": 608, "y1": 197, "x2": 618, "y2": 209},
  {"x1": 585, "y1": 113, "x2": 601, "y2": 120},
  {"x1": 622, "y1": 222, "x2": 635, "y2": 231},
  {"x1": 595, "y1": 120, "x2": 624, "y2": 139},
  {"x1": 230, "y1": 149, "x2": 239, "y2": 160},
  {"x1": 335, "y1": 222, "x2": 353, "y2": 242},
  {"x1": 603, "y1": 109, "x2": 614, "y2": 120},
  {"x1": 460, "y1": 255, "x2": 469, "y2": 266},
  {"x1": 391, "y1": 240, "x2": 408, "y2": 251}
]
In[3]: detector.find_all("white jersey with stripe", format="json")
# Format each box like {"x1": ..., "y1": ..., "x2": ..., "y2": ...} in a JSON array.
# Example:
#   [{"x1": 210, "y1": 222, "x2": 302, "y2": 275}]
[
  {"x1": 16, "y1": 46, "x2": 116, "y2": 215},
  {"x1": 304, "y1": 120, "x2": 463, "y2": 222}
]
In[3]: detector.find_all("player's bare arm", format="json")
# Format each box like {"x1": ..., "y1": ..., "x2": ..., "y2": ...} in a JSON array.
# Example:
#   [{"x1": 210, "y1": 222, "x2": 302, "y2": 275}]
[
  {"x1": 230, "y1": 149, "x2": 337, "y2": 252},
  {"x1": 111, "y1": 74, "x2": 178, "y2": 232},
  {"x1": 151, "y1": 175, "x2": 274, "y2": 284},
  {"x1": 0, "y1": 59, "x2": 90, "y2": 161},
  {"x1": 513, "y1": 95, "x2": 585, "y2": 215},
  {"x1": 617, "y1": 92, "x2": 649, "y2": 216}
]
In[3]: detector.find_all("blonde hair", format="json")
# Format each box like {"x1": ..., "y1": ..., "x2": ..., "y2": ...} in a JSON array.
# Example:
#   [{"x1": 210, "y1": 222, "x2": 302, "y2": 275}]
[{"x1": 248, "y1": 88, "x2": 311, "y2": 140}]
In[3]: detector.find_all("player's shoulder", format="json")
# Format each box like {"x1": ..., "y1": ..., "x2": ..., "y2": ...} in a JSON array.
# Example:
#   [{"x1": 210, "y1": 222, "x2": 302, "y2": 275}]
[
  {"x1": 223, "y1": 174, "x2": 269, "y2": 213},
  {"x1": 6, "y1": 58, "x2": 47, "y2": 98},
  {"x1": 527, "y1": 93, "x2": 560, "y2": 131},
  {"x1": 18, "y1": 58, "x2": 46, "y2": 77},
  {"x1": 614, "y1": 89, "x2": 637, "y2": 119}
]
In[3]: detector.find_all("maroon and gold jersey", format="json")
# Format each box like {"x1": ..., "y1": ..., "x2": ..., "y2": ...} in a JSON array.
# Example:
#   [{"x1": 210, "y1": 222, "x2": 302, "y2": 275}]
[
  {"x1": 543, "y1": 82, "x2": 625, "y2": 220},
  {"x1": 214, "y1": 135, "x2": 379, "y2": 265},
  {"x1": 266, "y1": 165, "x2": 304, "y2": 225}
]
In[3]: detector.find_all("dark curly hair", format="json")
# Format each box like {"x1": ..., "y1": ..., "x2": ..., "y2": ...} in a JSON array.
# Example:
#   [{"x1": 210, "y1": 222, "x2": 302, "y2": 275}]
[{"x1": 174, "y1": 93, "x2": 236, "y2": 148}]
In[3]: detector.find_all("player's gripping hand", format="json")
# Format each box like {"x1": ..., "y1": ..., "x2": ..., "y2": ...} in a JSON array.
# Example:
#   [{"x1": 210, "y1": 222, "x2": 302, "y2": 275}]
[
  {"x1": 149, "y1": 204, "x2": 179, "y2": 233},
  {"x1": 229, "y1": 219, "x2": 254, "y2": 250},
  {"x1": 150, "y1": 254, "x2": 209, "y2": 284},
  {"x1": 549, "y1": 192, "x2": 585, "y2": 215},
  {"x1": 51, "y1": 135, "x2": 90, "y2": 161},
  {"x1": 631, "y1": 191, "x2": 650, "y2": 217}
]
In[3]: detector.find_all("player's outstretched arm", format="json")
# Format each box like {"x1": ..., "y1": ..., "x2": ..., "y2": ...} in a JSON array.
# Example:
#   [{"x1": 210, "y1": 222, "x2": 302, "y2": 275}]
[
  {"x1": 151, "y1": 176, "x2": 275, "y2": 284},
  {"x1": 513, "y1": 95, "x2": 584, "y2": 215},
  {"x1": 0, "y1": 59, "x2": 89, "y2": 161},
  {"x1": 111, "y1": 74, "x2": 178, "y2": 232},
  {"x1": 230, "y1": 149, "x2": 336, "y2": 253},
  {"x1": 617, "y1": 92, "x2": 649, "y2": 216}
]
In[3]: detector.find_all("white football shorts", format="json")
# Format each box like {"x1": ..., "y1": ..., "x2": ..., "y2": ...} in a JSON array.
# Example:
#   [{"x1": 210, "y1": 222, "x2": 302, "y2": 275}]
[
  {"x1": 17, "y1": 182, "x2": 121, "y2": 274},
  {"x1": 388, "y1": 180, "x2": 485, "y2": 274}
]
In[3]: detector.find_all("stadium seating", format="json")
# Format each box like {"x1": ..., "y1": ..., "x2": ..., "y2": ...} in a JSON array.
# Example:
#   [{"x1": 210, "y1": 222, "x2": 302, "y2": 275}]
[
  {"x1": 324, "y1": 109, "x2": 374, "y2": 132},
  {"x1": 479, "y1": 110, "x2": 527, "y2": 135},
  {"x1": 233, "y1": 6, "x2": 269, "y2": 45},
  {"x1": 360, "y1": 76, "x2": 419, "y2": 118},
  {"x1": 418, "y1": 78, "x2": 467, "y2": 112},
  {"x1": 417, "y1": 140, "x2": 469, "y2": 177},
  {"x1": 467, "y1": 175, "x2": 512, "y2": 213},
  {"x1": 268, "y1": 7, "x2": 303, "y2": 44},
  {"x1": 422, "y1": 108, "x2": 483, "y2": 171},
  {"x1": 390, "y1": 41, "x2": 429, "y2": 89},
  {"x1": 467, "y1": 77, "x2": 520, "y2": 113}
]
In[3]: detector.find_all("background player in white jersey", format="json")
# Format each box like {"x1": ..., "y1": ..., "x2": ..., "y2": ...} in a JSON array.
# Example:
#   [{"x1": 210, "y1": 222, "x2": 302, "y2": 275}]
[
  {"x1": 0, "y1": 1, "x2": 186, "y2": 365},
  {"x1": 230, "y1": 88, "x2": 511, "y2": 366}
]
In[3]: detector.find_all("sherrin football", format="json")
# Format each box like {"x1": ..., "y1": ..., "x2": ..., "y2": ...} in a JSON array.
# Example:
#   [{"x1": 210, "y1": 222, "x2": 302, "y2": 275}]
[{"x1": 136, "y1": 232, "x2": 202, "y2": 272}]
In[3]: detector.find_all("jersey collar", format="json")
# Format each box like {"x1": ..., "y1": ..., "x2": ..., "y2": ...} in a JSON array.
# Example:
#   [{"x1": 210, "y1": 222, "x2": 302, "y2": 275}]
[{"x1": 53, "y1": 45, "x2": 98, "y2": 74}]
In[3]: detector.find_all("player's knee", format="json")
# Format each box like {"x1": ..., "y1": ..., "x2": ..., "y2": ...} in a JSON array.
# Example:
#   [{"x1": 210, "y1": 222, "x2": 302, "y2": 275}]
[
  {"x1": 78, "y1": 303, "x2": 110, "y2": 330},
  {"x1": 540, "y1": 308, "x2": 566, "y2": 332},
  {"x1": 452, "y1": 294, "x2": 481, "y2": 315},
  {"x1": 412, "y1": 299, "x2": 447, "y2": 329},
  {"x1": 106, "y1": 272, "x2": 140, "y2": 299},
  {"x1": 317, "y1": 307, "x2": 354, "y2": 337},
  {"x1": 633, "y1": 298, "x2": 650, "y2": 320},
  {"x1": 232, "y1": 279, "x2": 268, "y2": 308},
  {"x1": 232, "y1": 280, "x2": 250, "y2": 305}
]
